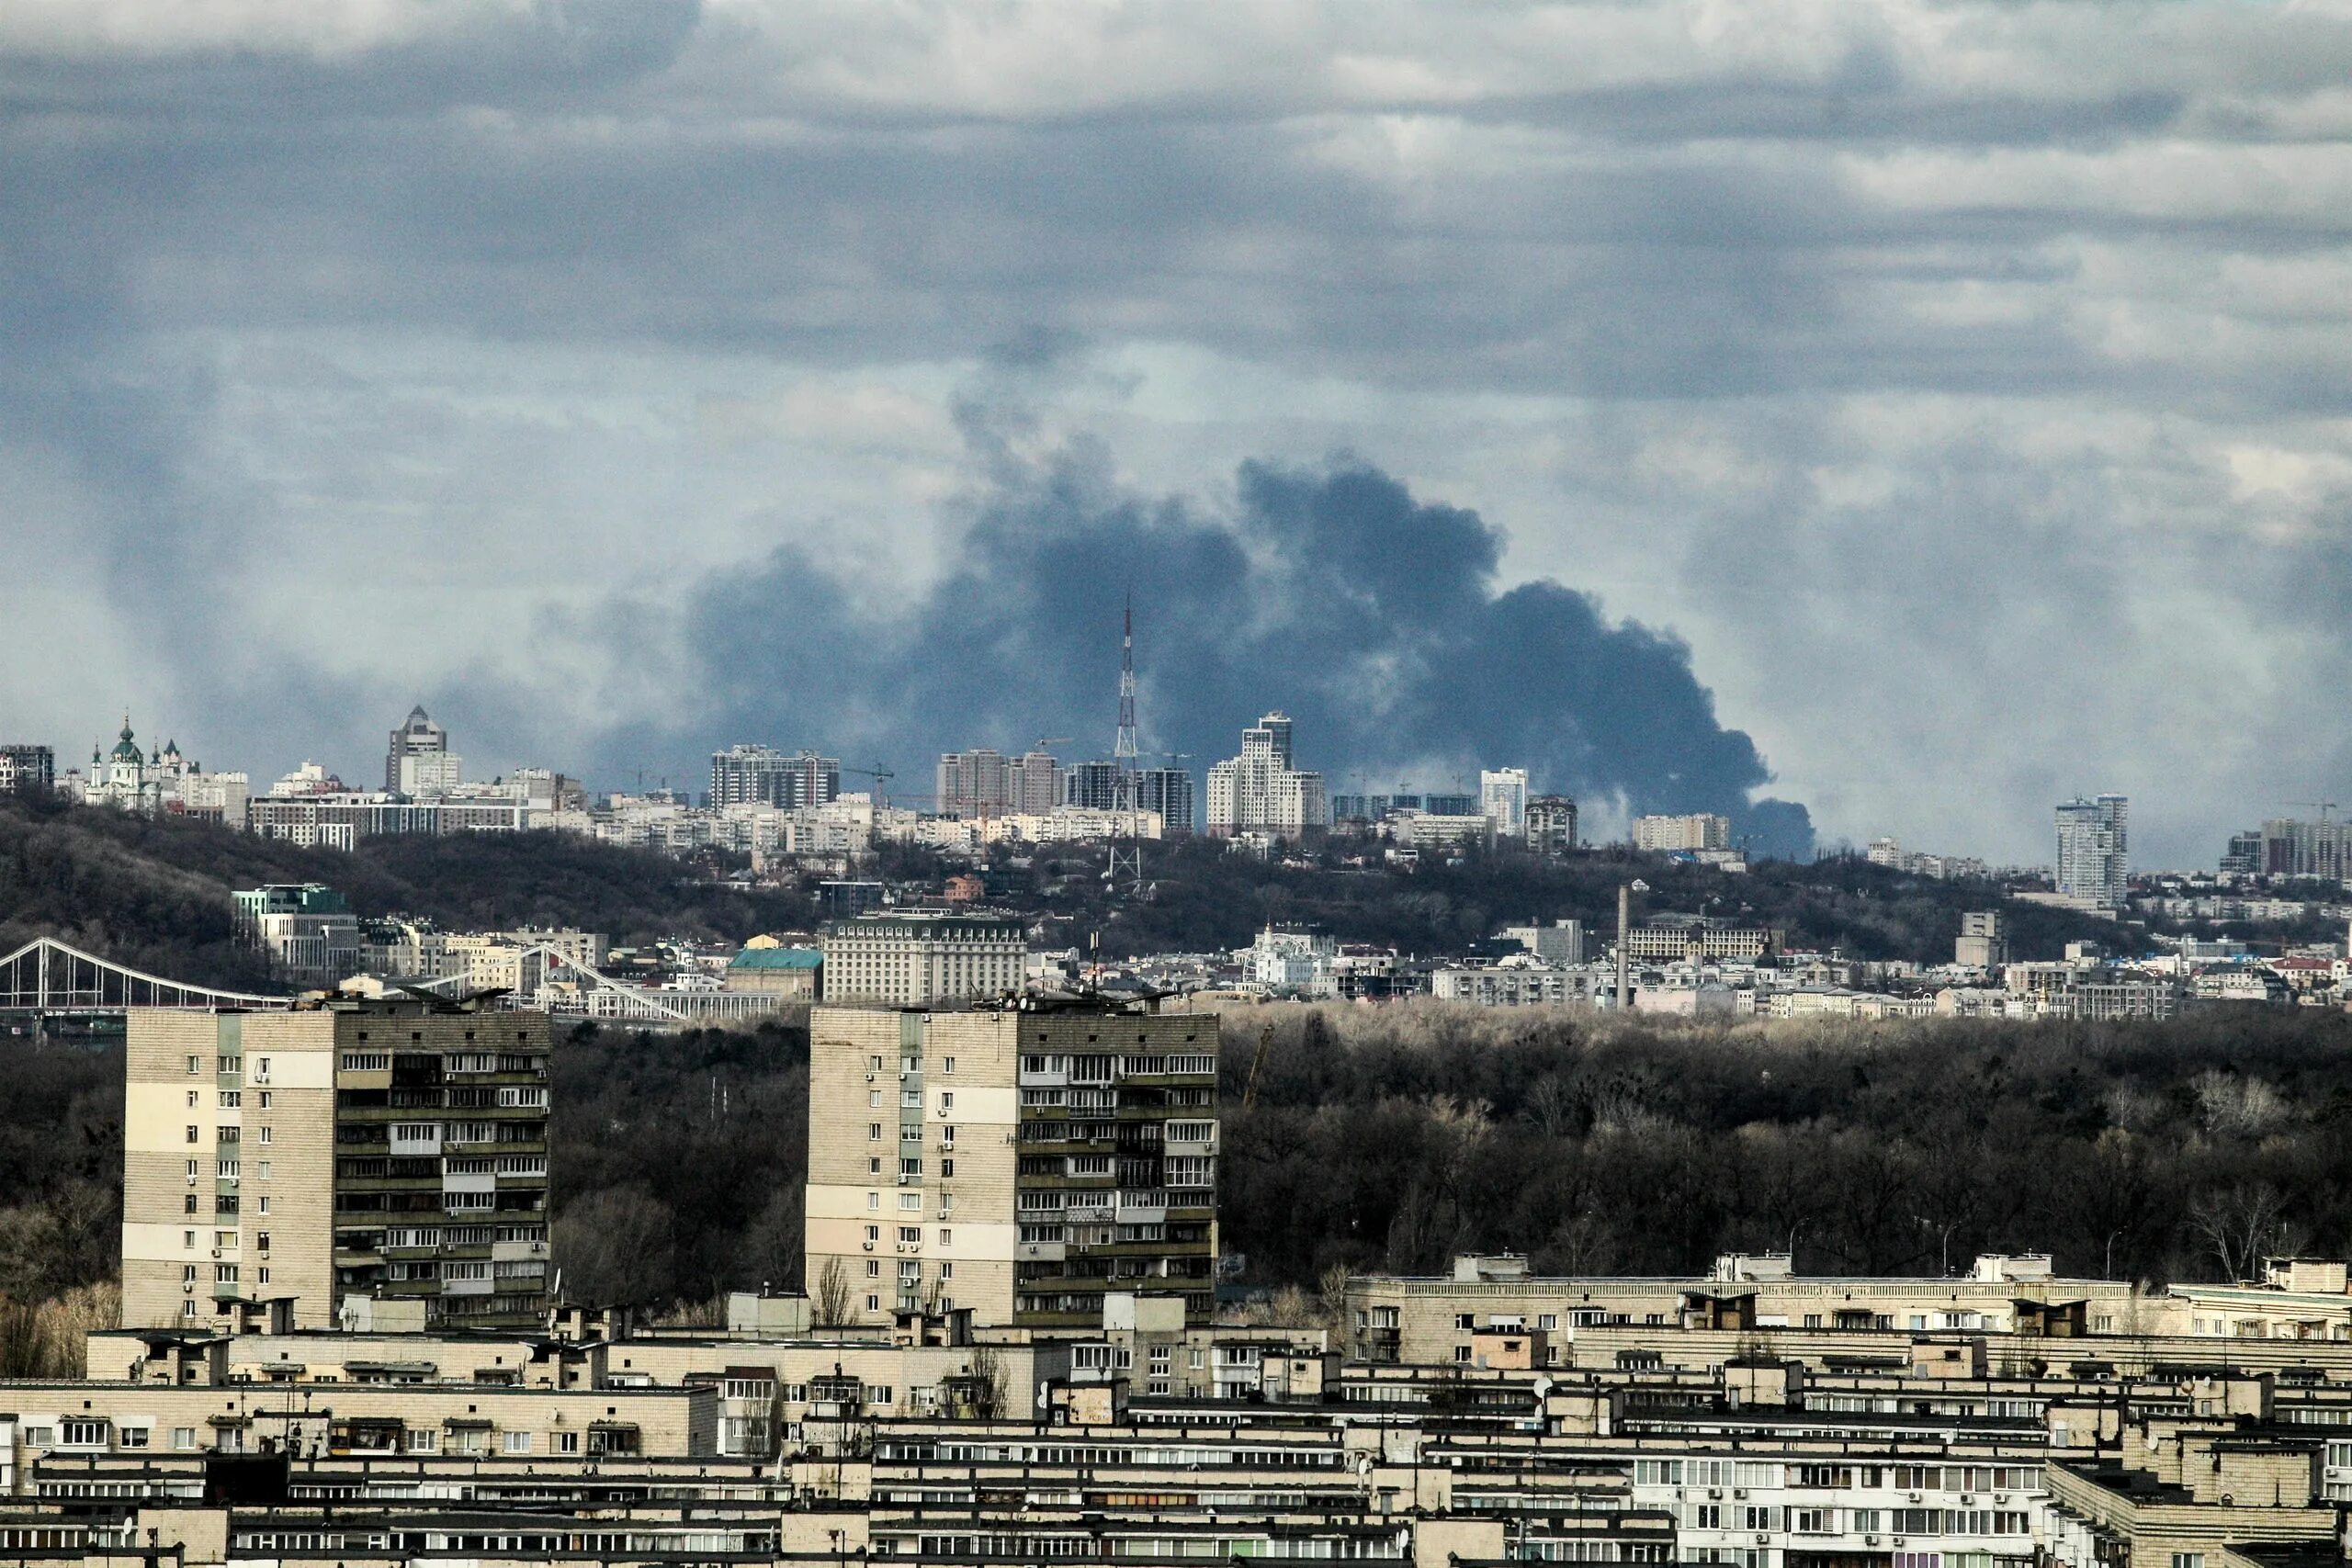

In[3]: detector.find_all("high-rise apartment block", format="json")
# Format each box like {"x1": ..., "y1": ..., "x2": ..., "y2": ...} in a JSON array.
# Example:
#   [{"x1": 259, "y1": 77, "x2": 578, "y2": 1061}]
[
  {"x1": 1063, "y1": 760, "x2": 1124, "y2": 812},
  {"x1": 1134, "y1": 766, "x2": 1194, "y2": 835},
  {"x1": 1009, "y1": 750, "x2": 1064, "y2": 815},
  {"x1": 936, "y1": 749, "x2": 1012, "y2": 818},
  {"x1": 820, "y1": 912, "x2": 1027, "y2": 1008},
  {"x1": 802, "y1": 998, "x2": 1217, "y2": 1331},
  {"x1": 386, "y1": 705, "x2": 461, "y2": 797},
  {"x1": 2253, "y1": 817, "x2": 2352, "y2": 881},
  {"x1": 2054, "y1": 794, "x2": 2130, "y2": 909},
  {"x1": 1479, "y1": 768, "x2": 1529, "y2": 837},
  {"x1": 1525, "y1": 795, "x2": 1577, "y2": 855},
  {"x1": 711, "y1": 744, "x2": 840, "y2": 810},
  {"x1": 0, "y1": 741, "x2": 54, "y2": 796},
  {"x1": 1632, "y1": 813, "x2": 1731, "y2": 852},
  {"x1": 120, "y1": 999, "x2": 551, "y2": 1332},
  {"x1": 1204, "y1": 713, "x2": 1327, "y2": 839}
]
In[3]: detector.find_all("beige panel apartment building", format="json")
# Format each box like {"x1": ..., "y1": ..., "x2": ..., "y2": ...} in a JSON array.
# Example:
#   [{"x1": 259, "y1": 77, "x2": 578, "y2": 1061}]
[
  {"x1": 820, "y1": 912, "x2": 1025, "y2": 1006},
  {"x1": 122, "y1": 1000, "x2": 551, "y2": 1333},
  {"x1": 805, "y1": 999, "x2": 1217, "y2": 1332}
]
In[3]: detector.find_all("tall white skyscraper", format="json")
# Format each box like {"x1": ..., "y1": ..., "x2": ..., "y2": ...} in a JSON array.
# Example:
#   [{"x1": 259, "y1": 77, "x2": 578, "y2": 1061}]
[
  {"x1": 1205, "y1": 712, "x2": 1326, "y2": 838},
  {"x1": 2054, "y1": 794, "x2": 2129, "y2": 909},
  {"x1": 1479, "y1": 767, "x2": 1529, "y2": 837}
]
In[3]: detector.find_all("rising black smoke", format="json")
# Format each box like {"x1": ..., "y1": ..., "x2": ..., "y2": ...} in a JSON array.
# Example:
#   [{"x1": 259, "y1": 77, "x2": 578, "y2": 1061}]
[{"x1": 650, "y1": 443, "x2": 1814, "y2": 858}]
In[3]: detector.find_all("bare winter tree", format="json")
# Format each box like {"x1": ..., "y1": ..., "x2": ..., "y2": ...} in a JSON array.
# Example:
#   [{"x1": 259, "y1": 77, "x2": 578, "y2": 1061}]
[
  {"x1": 813, "y1": 1258, "x2": 854, "y2": 1328},
  {"x1": 2187, "y1": 1185, "x2": 2290, "y2": 1282}
]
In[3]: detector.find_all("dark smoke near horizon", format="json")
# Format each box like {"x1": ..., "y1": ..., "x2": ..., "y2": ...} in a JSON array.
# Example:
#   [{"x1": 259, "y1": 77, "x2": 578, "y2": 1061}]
[{"x1": 639, "y1": 448, "x2": 1814, "y2": 859}]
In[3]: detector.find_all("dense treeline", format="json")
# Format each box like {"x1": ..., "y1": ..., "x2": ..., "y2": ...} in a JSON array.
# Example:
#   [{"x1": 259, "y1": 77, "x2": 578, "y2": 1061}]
[
  {"x1": 4, "y1": 1006, "x2": 2350, "y2": 1322},
  {"x1": 0, "y1": 795, "x2": 809, "y2": 987},
  {"x1": 1218, "y1": 1003, "x2": 2352, "y2": 1289},
  {"x1": 897, "y1": 840, "x2": 2132, "y2": 965},
  {"x1": 548, "y1": 1018, "x2": 811, "y2": 1307}
]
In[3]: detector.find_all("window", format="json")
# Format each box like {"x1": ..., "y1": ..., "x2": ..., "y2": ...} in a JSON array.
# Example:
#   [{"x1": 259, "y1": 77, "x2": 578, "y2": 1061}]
[
  {"x1": 2171, "y1": 1557, "x2": 2205, "y2": 1568},
  {"x1": 869, "y1": 1090, "x2": 882, "y2": 1107},
  {"x1": 184, "y1": 1230, "x2": 196, "y2": 1249},
  {"x1": 258, "y1": 1197, "x2": 269, "y2": 1214},
  {"x1": 941, "y1": 1157, "x2": 956, "y2": 1179},
  {"x1": 869, "y1": 1123, "x2": 884, "y2": 1141},
  {"x1": 187, "y1": 1055, "x2": 201, "y2": 1075},
  {"x1": 868, "y1": 1156, "x2": 882, "y2": 1174},
  {"x1": 939, "y1": 1228, "x2": 953, "y2": 1245},
  {"x1": 256, "y1": 1162, "x2": 270, "y2": 1180},
  {"x1": 1453, "y1": 1346, "x2": 1473, "y2": 1362},
  {"x1": 186, "y1": 1125, "x2": 199, "y2": 1144},
  {"x1": 865, "y1": 1224, "x2": 880, "y2": 1242},
  {"x1": 257, "y1": 1091, "x2": 271, "y2": 1110},
  {"x1": 407, "y1": 1429, "x2": 437, "y2": 1452},
  {"x1": 258, "y1": 1127, "x2": 271, "y2": 1145},
  {"x1": 184, "y1": 1194, "x2": 198, "y2": 1215},
  {"x1": 866, "y1": 1294, "x2": 881, "y2": 1311},
  {"x1": 940, "y1": 1091, "x2": 955, "y2": 1111},
  {"x1": 866, "y1": 1259, "x2": 881, "y2": 1278},
  {"x1": 941, "y1": 1261, "x2": 953, "y2": 1279},
  {"x1": 869, "y1": 1055, "x2": 884, "y2": 1072},
  {"x1": 187, "y1": 1158, "x2": 199, "y2": 1179},
  {"x1": 943, "y1": 1056, "x2": 955, "y2": 1074},
  {"x1": 172, "y1": 1428, "x2": 196, "y2": 1450},
  {"x1": 60, "y1": 1419, "x2": 107, "y2": 1448},
  {"x1": 899, "y1": 1192, "x2": 922, "y2": 1211},
  {"x1": 255, "y1": 1232, "x2": 270, "y2": 1252},
  {"x1": 555, "y1": 1430, "x2": 580, "y2": 1454},
  {"x1": 899, "y1": 1226, "x2": 921, "y2": 1244},
  {"x1": 254, "y1": 1057, "x2": 270, "y2": 1081},
  {"x1": 187, "y1": 1090, "x2": 198, "y2": 1108},
  {"x1": 256, "y1": 1268, "x2": 270, "y2": 1285},
  {"x1": 219, "y1": 1089, "x2": 240, "y2": 1108},
  {"x1": 503, "y1": 1431, "x2": 532, "y2": 1454},
  {"x1": 182, "y1": 1264, "x2": 198, "y2": 1283}
]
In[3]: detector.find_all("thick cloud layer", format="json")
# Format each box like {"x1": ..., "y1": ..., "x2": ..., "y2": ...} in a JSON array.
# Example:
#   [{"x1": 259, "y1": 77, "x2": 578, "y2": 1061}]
[
  {"x1": 668, "y1": 443, "x2": 1813, "y2": 855},
  {"x1": 4, "y1": 3, "x2": 2351, "y2": 865}
]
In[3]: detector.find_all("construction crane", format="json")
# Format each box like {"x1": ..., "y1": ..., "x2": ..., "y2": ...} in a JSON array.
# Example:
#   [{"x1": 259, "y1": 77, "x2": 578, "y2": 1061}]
[
  {"x1": 841, "y1": 763, "x2": 894, "y2": 811},
  {"x1": 2285, "y1": 801, "x2": 2339, "y2": 823},
  {"x1": 1240, "y1": 1022, "x2": 1274, "y2": 1111}
]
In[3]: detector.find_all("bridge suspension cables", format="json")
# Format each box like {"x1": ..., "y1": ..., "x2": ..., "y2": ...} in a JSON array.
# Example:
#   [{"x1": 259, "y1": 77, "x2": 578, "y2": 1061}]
[{"x1": 0, "y1": 936, "x2": 294, "y2": 1015}]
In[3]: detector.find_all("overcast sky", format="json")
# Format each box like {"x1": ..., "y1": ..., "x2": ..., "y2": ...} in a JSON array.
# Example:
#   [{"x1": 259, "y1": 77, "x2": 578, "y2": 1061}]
[{"x1": 5, "y1": 0, "x2": 2350, "y2": 866}]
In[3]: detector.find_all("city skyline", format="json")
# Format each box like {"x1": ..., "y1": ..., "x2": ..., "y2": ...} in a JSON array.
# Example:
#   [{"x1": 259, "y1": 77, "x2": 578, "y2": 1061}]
[{"x1": 7, "y1": 5, "x2": 2352, "y2": 869}]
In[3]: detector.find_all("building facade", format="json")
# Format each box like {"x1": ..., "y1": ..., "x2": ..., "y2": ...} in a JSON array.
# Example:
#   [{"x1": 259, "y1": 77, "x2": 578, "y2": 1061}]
[
  {"x1": 1478, "y1": 768, "x2": 1528, "y2": 837},
  {"x1": 1204, "y1": 713, "x2": 1327, "y2": 839},
  {"x1": 2055, "y1": 794, "x2": 2130, "y2": 909},
  {"x1": 820, "y1": 913, "x2": 1027, "y2": 1007},
  {"x1": 120, "y1": 999, "x2": 552, "y2": 1333},
  {"x1": 802, "y1": 998, "x2": 1218, "y2": 1331},
  {"x1": 1633, "y1": 813, "x2": 1732, "y2": 852},
  {"x1": 386, "y1": 705, "x2": 461, "y2": 797},
  {"x1": 233, "y1": 885, "x2": 361, "y2": 986},
  {"x1": 1525, "y1": 795, "x2": 1577, "y2": 854},
  {"x1": 936, "y1": 750, "x2": 1012, "y2": 818},
  {"x1": 0, "y1": 742, "x2": 54, "y2": 796},
  {"x1": 1957, "y1": 910, "x2": 2010, "y2": 970},
  {"x1": 1134, "y1": 766, "x2": 1194, "y2": 835},
  {"x1": 712, "y1": 745, "x2": 840, "y2": 811}
]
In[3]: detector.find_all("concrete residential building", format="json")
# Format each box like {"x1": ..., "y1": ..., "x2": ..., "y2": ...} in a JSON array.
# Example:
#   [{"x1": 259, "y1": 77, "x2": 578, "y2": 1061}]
[
  {"x1": 1008, "y1": 750, "x2": 1065, "y2": 816},
  {"x1": 1063, "y1": 760, "x2": 1125, "y2": 812},
  {"x1": 1632, "y1": 813, "x2": 1732, "y2": 852},
  {"x1": 120, "y1": 998, "x2": 551, "y2": 1333},
  {"x1": 233, "y1": 884, "x2": 362, "y2": 986},
  {"x1": 1479, "y1": 768, "x2": 1529, "y2": 837},
  {"x1": 1504, "y1": 919, "x2": 1585, "y2": 964},
  {"x1": 0, "y1": 741, "x2": 54, "y2": 796},
  {"x1": 1525, "y1": 795, "x2": 1578, "y2": 855},
  {"x1": 1957, "y1": 910, "x2": 2011, "y2": 969},
  {"x1": 1204, "y1": 712, "x2": 1327, "y2": 839},
  {"x1": 386, "y1": 705, "x2": 461, "y2": 797},
  {"x1": 712, "y1": 745, "x2": 839, "y2": 811},
  {"x1": 1623, "y1": 918, "x2": 1782, "y2": 962},
  {"x1": 802, "y1": 997, "x2": 1218, "y2": 1331},
  {"x1": 2055, "y1": 794, "x2": 2130, "y2": 909},
  {"x1": 820, "y1": 912, "x2": 1026, "y2": 1007},
  {"x1": 936, "y1": 750, "x2": 1012, "y2": 818},
  {"x1": 1135, "y1": 766, "x2": 1194, "y2": 835}
]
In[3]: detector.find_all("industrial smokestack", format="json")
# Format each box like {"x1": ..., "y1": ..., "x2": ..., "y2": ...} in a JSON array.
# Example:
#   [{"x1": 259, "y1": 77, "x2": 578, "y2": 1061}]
[{"x1": 1616, "y1": 883, "x2": 1631, "y2": 1012}]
